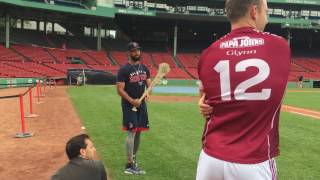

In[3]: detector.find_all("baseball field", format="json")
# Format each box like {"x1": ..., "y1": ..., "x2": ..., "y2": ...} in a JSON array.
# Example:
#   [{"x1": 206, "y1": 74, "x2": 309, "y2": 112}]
[{"x1": 67, "y1": 85, "x2": 320, "y2": 180}]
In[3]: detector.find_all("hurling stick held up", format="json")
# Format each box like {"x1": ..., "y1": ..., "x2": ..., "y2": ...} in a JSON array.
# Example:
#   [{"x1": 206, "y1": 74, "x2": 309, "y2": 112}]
[{"x1": 132, "y1": 63, "x2": 171, "y2": 111}]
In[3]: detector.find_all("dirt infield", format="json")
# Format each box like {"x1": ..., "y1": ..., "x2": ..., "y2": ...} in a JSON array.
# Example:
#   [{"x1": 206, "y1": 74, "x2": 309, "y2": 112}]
[
  {"x1": 150, "y1": 95, "x2": 320, "y2": 120},
  {"x1": 0, "y1": 86, "x2": 84, "y2": 180}
]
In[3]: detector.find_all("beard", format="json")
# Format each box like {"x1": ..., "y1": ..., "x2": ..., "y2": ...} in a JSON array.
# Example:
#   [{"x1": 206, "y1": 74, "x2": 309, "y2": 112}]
[{"x1": 131, "y1": 55, "x2": 141, "y2": 62}]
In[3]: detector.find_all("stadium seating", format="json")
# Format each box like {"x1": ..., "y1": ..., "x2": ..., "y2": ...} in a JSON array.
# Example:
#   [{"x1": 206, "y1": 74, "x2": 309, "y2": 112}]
[
  {"x1": 141, "y1": 52, "x2": 156, "y2": 68},
  {"x1": 294, "y1": 58, "x2": 320, "y2": 72},
  {"x1": 167, "y1": 68, "x2": 191, "y2": 79},
  {"x1": 88, "y1": 65, "x2": 119, "y2": 75},
  {"x1": 110, "y1": 51, "x2": 128, "y2": 65},
  {"x1": 290, "y1": 62, "x2": 306, "y2": 72},
  {"x1": 110, "y1": 51, "x2": 156, "y2": 67},
  {"x1": 151, "y1": 52, "x2": 177, "y2": 67},
  {"x1": 85, "y1": 51, "x2": 114, "y2": 65},
  {"x1": 45, "y1": 63, "x2": 89, "y2": 73},
  {"x1": 288, "y1": 71, "x2": 320, "y2": 82},
  {"x1": 1, "y1": 42, "x2": 320, "y2": 81},
  {"x1": 4, "y1": 61, "x2": 65, "y2": 77},
  {"x1": 0, "y1": 62, "x2": 42, "y2": 77},
  {"x1": 185, "y1": 68, "x2": 198, "y2": 79},
  {"x1": 149, "y1": 67, "x2": 190, "y2": 79},
  {"x1": 177, "y1": 53, "x2": 199, "y2": 68},
  {"x1": 46, "y1": 48, "x2": 98, "y2": 64},
  {"x1": 12, "y1": 45, "x2": 56, "y2": 63},
  {"x1": 0, "y1": 45, "x2": 25, "y2": 62}
]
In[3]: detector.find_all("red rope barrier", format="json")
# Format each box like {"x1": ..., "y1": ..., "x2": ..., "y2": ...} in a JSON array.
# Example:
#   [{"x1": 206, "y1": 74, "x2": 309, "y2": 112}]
[{"x1": 0, "y1": 86, "x2": 38, "y2": 138}]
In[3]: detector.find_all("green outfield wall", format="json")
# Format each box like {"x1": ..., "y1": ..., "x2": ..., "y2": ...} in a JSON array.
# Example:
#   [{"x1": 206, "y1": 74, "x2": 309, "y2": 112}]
[{"x1": 0, "y1": 78, "x2": 42, "y2": 88}]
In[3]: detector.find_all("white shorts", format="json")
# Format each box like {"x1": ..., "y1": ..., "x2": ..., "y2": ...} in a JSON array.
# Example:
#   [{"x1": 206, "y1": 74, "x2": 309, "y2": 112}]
[{"x1": 196, "y1": 150, "x2": 277, "y2": 180}]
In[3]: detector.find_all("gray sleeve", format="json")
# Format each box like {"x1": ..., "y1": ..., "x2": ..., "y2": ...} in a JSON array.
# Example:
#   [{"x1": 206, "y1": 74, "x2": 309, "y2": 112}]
[
  {"x1": 51, "y1": 171, "x2": 60, "y2": 180},
  {"x1": 98, "y1": 161, "x2": 107, "y2": 180}
]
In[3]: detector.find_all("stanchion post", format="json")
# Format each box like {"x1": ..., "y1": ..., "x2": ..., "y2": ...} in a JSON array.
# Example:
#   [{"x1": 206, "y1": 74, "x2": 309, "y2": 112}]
[
  {"x1": 37, "y1": 81, "x2": 40, "y2": 102},
  {"x1": 35, "y1": 81, "x2": 43, "y2": 104},
  {"x1": 43, "y1": 79, "x2": 46, "y2": 92},
  {"x1": 25, "y1": 87, "x2": 39, "y2": 118},
  {"x1": 16, "y1": 94, "x2": 33, "y2": 138},
  {"x1": 39, "y1": 80, "x2": 43, "y2": 97}
]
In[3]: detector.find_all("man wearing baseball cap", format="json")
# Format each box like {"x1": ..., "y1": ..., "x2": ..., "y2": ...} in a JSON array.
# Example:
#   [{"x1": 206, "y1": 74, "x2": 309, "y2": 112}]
[{"x1": 116, "y1": 42, "x2": 151, "y2": 175}]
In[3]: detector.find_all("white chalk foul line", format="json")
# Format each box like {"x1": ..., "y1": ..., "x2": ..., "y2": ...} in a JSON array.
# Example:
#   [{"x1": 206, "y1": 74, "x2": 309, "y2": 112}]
[
  {"x1": 282, "y1": 105, "x2": 320, "y2": 116},
  {"x1": 288, "y1": 111, "x2": 320, "y2": 119}
]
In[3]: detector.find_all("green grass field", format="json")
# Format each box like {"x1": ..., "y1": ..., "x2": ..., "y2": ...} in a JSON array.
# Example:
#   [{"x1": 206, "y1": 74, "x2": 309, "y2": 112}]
[
  {"x1": 68, "y1": 85, "x2": 320, "y2": 180},
  {"x1": 283, "y1": 90, "x2": 320, "y2": 111}
]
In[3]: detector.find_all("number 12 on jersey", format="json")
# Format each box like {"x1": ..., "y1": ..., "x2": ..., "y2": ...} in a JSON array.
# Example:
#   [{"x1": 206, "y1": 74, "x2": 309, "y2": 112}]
[{"x1": 214, "y1": 58, "x2": 271, "y2": 101}]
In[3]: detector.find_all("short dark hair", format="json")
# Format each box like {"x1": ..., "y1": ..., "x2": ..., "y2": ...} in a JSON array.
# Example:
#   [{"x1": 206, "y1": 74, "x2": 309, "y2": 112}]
[
  {"x1": 225, "y1": 0, "x2": 262, "y2": 23},
  {"x1": 65, "y1": 134, "x2": 90, "y2": 160}
]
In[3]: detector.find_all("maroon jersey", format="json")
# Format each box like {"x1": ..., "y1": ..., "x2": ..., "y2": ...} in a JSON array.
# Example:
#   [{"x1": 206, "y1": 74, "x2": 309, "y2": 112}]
[{"x1": 198, "y1": 27, "x2": 290, "y2": 164}]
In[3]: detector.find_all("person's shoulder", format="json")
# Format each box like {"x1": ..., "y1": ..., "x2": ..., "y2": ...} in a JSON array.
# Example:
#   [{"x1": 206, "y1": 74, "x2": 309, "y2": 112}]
[
  {"x1": 51, "y1": 163, "x2": 70, "y2": 180},
  {"x1": 200, "y1": 35, "x2": 226, "y2": 59},
  {"x1": 118, "y1": 63, "x2": 130, "y2": 73},
  {"x1": 81, "y1": 159, "x2": 105, "y2": 168},
  {"x1": 265, "y1": 32, "x2": 290, "y2": 54},
  {"x1": 259, "y1": 31, "x2": 288, "y2": 45},
  {"x1": 82, "y1": 159, "x2": 106, "y2": 175},
  {"x1": 119, "y1": 63, "x2": 130, "y2": 70},
  {"x1": 141, "y1": 64, "x2": 149, "y2": 70}
]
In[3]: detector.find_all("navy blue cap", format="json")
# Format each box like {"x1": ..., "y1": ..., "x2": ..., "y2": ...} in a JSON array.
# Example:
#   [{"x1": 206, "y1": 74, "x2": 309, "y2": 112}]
[{"x1": 127, "y1": 42, "x2": 141, "y2": 51}]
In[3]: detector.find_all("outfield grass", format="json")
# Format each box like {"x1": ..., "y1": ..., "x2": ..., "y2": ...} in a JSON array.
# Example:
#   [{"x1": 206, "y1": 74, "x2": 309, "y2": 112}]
[
  {"x1": 283, "y1": 89, "x2": 320, "y2": 111},
  {"x1": 68, "y1": 85, "x2": 320, "y2": 180}
]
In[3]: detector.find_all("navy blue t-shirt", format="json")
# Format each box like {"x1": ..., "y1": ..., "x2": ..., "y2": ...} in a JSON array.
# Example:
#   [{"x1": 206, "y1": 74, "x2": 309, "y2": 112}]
[{"x1": 117, "y1": 63, "x2": 150, "y2": 103}]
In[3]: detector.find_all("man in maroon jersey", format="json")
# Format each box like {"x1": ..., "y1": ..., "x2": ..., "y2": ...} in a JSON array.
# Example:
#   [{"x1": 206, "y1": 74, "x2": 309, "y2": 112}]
[{"x1": 197, "y1": 0, "x2": 290, "y2": 179}]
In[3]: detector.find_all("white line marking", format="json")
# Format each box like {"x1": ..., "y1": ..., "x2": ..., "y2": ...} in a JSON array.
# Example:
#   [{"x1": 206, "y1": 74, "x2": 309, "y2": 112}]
[{"x1": 288, "y1": 111, "x2": 320, "y2": 119}]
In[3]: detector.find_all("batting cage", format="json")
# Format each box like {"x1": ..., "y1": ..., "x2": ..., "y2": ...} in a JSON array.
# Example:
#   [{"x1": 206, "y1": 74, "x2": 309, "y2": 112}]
[{"x1": 67, "y1": 69, "x2": 116, "y2": 85}]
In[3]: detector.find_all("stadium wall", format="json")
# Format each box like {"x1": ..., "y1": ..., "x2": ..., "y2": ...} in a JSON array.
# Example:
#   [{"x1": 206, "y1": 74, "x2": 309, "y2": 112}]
[{"x1": 0, "y1": 78, "x2": 41, "y2": 88}]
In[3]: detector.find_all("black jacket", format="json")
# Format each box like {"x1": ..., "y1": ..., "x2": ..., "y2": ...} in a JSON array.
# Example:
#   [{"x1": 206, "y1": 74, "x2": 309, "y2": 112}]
[{"x1": 51, "y1": 157, "x2": 107, "y2": 180}]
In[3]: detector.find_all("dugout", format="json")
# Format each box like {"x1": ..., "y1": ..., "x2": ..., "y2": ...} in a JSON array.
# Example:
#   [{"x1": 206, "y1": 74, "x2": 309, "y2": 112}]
[
  {"x1": 67, "y1": 69, "x2": 116, "y2": 85},
  {"x1": 313, "y1": 80, "x2": 320, "y2": 88}
]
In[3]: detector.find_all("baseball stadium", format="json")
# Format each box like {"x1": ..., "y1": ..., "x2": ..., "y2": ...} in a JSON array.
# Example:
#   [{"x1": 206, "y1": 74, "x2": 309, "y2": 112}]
[{"x1": 0, "y1": 0, "x2": 320, "y2": 179}]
